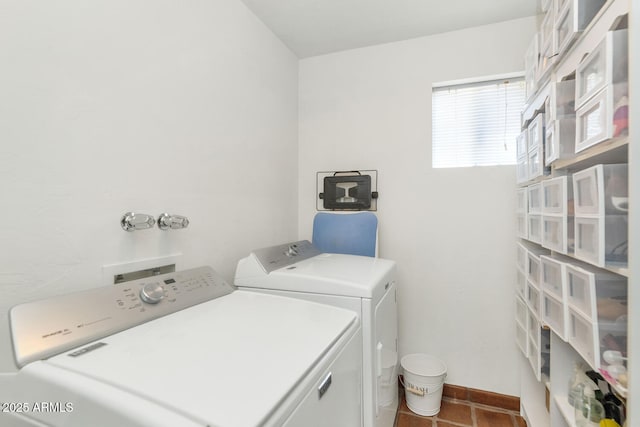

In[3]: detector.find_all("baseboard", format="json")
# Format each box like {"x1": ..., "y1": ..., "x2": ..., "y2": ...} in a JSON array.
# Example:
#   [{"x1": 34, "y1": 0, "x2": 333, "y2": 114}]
[
  {"x1": 397, "y1": 375, "x2": 520, "y2": 413},
  {"x1": 442, "y1": 384, "x2": 520, "y2": 412}
]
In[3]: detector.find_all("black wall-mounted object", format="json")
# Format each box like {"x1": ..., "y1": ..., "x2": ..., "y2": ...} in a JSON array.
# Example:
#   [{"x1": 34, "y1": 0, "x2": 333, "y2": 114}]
[{"x1": 319, "y1": 171, "x2": 378, "y2": 210}]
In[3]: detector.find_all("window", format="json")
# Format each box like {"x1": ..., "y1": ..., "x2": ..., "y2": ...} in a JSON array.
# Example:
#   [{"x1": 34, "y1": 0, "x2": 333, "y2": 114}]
[{"x1": 432, "y1": 76, "x2": 525, "y2": 168}]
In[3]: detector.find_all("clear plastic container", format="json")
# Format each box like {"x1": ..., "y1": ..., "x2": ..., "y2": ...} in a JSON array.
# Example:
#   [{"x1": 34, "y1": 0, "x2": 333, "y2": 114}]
[{"x1": 574, "y1": 386, "x2": 605, "y2": 426}]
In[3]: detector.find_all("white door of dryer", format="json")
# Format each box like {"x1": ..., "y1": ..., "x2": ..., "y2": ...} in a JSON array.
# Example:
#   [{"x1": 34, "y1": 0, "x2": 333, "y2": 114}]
[{"x1": 373, "y1": 282, "x2": 398, "y2": 425}]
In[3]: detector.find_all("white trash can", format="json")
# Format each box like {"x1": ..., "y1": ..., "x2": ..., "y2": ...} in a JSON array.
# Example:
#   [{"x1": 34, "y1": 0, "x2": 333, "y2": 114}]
[{"x1": 401, "y1": 354, "x2": 447, "y2": 416}]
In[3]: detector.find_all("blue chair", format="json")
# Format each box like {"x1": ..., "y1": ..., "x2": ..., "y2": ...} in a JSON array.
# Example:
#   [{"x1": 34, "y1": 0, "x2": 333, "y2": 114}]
[{"x1": 312, "y1": 212, "x2": 378, "y2": 257}]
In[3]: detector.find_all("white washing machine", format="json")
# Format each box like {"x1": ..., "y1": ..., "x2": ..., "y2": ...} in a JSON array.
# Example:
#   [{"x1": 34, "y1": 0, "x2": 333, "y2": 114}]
[
  {"x1": 1, "y1": 266, "x2": 362, "y2": 427},
  {"x1": 234, "y1": 240, "x2": 398, "y2": 427}
]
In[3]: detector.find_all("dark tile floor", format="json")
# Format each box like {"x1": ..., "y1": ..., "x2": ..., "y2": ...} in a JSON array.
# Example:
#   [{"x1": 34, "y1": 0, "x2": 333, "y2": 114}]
[{"x1": 395, "y1": 393, "x2": 528, "y2": 427}]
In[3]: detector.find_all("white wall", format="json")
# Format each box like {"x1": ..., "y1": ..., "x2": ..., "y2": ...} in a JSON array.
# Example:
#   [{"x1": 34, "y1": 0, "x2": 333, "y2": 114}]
[
  {"x1": 0, "y1": 0, "x2": 298, "y2": 372},
  {"x1": 298, "y1": 17, "x2": 537, "y2": 395}
]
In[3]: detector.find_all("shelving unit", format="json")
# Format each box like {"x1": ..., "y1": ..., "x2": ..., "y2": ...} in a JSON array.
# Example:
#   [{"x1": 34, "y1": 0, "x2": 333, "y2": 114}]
[{"x1": 515, "y1": 1, "x2": 630, "y2": 426}]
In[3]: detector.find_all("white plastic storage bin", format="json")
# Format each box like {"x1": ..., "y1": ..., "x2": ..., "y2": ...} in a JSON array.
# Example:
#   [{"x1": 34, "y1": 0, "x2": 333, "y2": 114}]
[
  {"x1": 542, "y1": 214, "x2": 574, "y2": 254},
  {"x1": 573, "y1": 164, "x2": 628, "y2": 216},
  {"x1": 576, "y1": 82, "x2": 629, "y2": 152},
  {"x1": 540, "y1": 255, "x2": 567, "y2": 300},
  {"x1": 545, "y1": 118, "x2": 576, "y2": 164},
  {"x1": 528, "y1": 214, "x2": 543, "y2": 244},
  {"x1": 528, "y1": 183, "x2": 542, "y2": 214},
  {"x1": 543, "y1": 291, "x2": 569, "y2": 340},
  {"x1": 576, "y1": 29, "x2": 628, "y2": 109},
  {"x1": 542, "y1": 175, "x2": 573, "y2": 215},
  {"x1": 574, "y1": 215, "x2": 628, "y2": 267},
  {"x1": 555, "y1": 0, "x2": 606, "y2": 56},
  {"x1": 566, "y1": 263, "x2": 627, "y2": 322},
  {"x1": 568, "y1": 306, "x2": 627, "y2": 369}
]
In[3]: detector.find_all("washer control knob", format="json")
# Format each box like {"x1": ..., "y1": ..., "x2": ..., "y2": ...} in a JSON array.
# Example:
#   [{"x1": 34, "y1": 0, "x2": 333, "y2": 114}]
[
  {"x1": 140, "y1": 282, "x2": 165, "y2": 304},
  {"x1": 285, "y1": 244, "x2": 299, "y2": 257}
]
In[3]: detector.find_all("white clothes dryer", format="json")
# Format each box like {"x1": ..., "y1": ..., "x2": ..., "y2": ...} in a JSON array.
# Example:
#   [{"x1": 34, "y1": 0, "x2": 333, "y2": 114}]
[
  {"x1": 234, "y1": 240, "x2": 399, "y2": 427},
  {"x1": 1, "y1": 266, "x2": 362, "y2": 427}
]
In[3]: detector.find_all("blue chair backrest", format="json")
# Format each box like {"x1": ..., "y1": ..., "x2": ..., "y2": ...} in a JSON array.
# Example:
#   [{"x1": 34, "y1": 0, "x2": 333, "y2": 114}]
[{"x1": 312, "y1": 212, "x2": 378, "y2": 257}]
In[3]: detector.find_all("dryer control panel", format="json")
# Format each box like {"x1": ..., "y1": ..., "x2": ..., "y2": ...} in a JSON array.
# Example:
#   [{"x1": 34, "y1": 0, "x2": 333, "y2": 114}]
[
  {"x1": 250, "y1": 240, "x2": 322, "y2": 273},
  {"x1": 10, "y1": 266, "x2": 234, "y2": 367}
]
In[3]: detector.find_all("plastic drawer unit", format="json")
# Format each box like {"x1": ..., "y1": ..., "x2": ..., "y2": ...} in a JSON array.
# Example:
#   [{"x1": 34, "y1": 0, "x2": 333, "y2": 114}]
[
  {"x1": 525, "y1": 34, "x2": 539, "y2": 100},
  {"x1": 538, "y1": 6, "x2": 557, "y2": 80},
  {"x1": 527, "y1": 281, "x2": 542, "y2": 317},
  {"x1": 526, "y1": 247, "x2": 551, "y2": 317},
  {"x1": 540, "y1": 255, "x2": 571, "y2": 340},
  {"x1": 574, "y1": 216, "x2": 628, "y2": 266},
  {"x1": 576, "y1": 82, "x2": 629, "y2": 151},
  {"x1": 566, "y1": 263, "x2": 627, "y2": 322},
  {"x1": 555, "y1": 0, "x2": 606, "y2": 56},
  {"x1": 528, "y1": 214, "x2": 543, "y2": 244},
  {"x1": 540, "y1": 255, "x2": 568, "y2": 300},
  {"x1": 527, "y1": 114, "x2": 547, "y2": 179},
  {"x1": 544, "y1": 80, "x2": 577, "y2": 164},
  {"x1": 573, "y1": 164, "x2": 628, "y2": 216},
  {"x1": 517, "y1": 214, "x2": 528, "y2": 240},
  {"x1": 528, "y1": 183, "x2": 543, "y2": 214},
  {"x1": 527, "y1": 179, "x2": 543, "y2": 245},
  {"x1": 546, "y1": 118, "x2": 576, "y2": 165},
  {"x1": 568, "y1": 306, "x2": 627, "y2": 370},
  {"x1": 517, "y1": 268, "x2": 527, "y2": 298},
  {"x1": 576, "y1": 29, "x2": 628, "y2": 108},
  {"x1": 542, "y1": 215, "x2": 574, "y2": 254},
  {"x1": 516, "y1": 295, "x2": 529, "y2": 357},
  {"x1": 516, "y1": 188, "x2": 528, "y2": 240},
  {"x1": 542, "y1": 176, "x2": 575, "y2": 254},
  {"x1": 543, "y1": 291, "x2": 570, "y2": 340},
  {"x1": 573, "y1": 164, "x2": 628, "y2": 267},
  {"x1": 516, "y1": 241, "x2": 529, "y2": 273},
  {"x1": 575, "y1": 29, "x2": 628, "y2": 152},
  {"x1": 542, "y1": 175, "x2": 573, "y2": 215},
  {"x1": 517, "y1": 187, "x2": 528, "y2": 213},
  {"x1": 544, "y1": 79, "x2": 576, "y2": 130},
  {"x1": 528, "y1": 308, "x2": 551, "y2": 382},
  {"x1": 516, "y1": 130, "x2": 529, "y2": 184}
]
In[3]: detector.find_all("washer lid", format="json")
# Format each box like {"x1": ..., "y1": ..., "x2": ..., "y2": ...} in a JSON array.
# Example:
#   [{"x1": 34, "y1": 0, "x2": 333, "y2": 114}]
[
  {"x1": 236, "y1": 252, "x2": 396, "y2": 299},
  {"x1": 39, "y1": 291, "x2": 358, "y2": 427}
]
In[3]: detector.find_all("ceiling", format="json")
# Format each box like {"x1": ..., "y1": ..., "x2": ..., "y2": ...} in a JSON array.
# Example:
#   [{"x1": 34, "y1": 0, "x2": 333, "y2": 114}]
[{"x1": 240, "y1": 0, "x2": 540, "y2": 58}]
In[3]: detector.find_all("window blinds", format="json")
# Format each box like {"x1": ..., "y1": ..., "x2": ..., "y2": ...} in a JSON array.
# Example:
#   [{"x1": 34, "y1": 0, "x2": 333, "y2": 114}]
[{"x1": 432, "y1": 77, "x2": 525, "y2": 168}]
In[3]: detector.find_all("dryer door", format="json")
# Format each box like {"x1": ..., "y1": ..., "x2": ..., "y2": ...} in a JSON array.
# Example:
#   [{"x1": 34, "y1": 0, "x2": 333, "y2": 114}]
[{"x1": 374, "y1": 282, "x2": 398, "y2": 420}]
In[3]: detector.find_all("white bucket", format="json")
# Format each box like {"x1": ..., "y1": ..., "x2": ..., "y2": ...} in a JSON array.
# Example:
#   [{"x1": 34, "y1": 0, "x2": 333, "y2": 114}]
[{"x1": 401, "y1": 354, "x2": 447, "y2": 416}]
